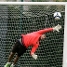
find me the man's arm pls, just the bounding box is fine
[31,44,39,60]
[36,24,62,34]
[37,28,53,34]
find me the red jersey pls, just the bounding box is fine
[21,28,53,55]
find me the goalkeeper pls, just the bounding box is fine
[4,24,62,67]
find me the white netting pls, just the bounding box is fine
[0,4,65,67]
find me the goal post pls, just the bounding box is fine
[0,2,66,67]
[63,2,67,67]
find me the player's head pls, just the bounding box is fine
[40,34,46,40]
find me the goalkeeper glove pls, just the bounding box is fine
[53,24,62,32]
[31,53,37,60]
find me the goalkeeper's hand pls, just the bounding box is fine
[31,53,37,60]
[53,24,62,32]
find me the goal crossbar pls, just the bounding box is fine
[0,2,66,5]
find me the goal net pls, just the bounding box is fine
[0,2,65,67]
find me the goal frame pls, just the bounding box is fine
[0,2,66,67]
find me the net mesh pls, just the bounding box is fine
[0,5,65,67]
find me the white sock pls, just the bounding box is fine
[7,62,11,64]
[11,64,15,67]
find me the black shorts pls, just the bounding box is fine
[12,39,27,57]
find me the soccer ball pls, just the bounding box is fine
[53,12,61,20]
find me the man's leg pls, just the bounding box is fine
[8,52,15,62]
[4,52,15,67]
[10,39,27,67]
[10,55,19,67]
[13,55,19,64]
